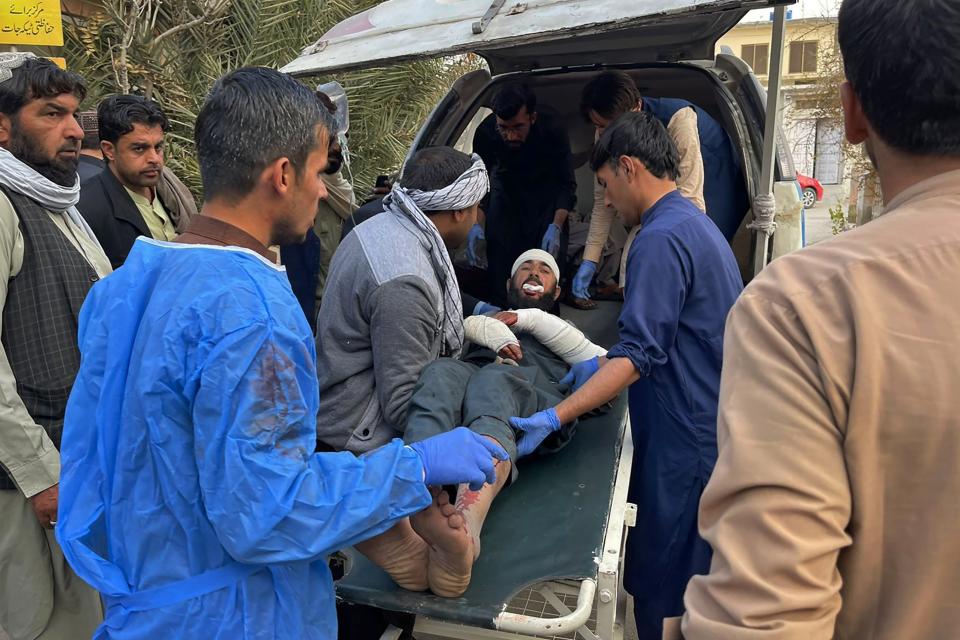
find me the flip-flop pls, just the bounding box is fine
[570,296,598,310]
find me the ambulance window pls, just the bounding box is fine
[454,107,492,154]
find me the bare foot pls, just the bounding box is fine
[456,450,512,562]
[412,490,475,597]
[456,488,485,561]
[355,518,429,591]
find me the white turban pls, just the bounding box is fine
[0,52,36,84]
[511,249,560,282]
[402,153,490,212]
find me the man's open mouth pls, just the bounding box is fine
[522,279,544,298]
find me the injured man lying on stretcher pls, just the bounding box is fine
[356,249,607,598]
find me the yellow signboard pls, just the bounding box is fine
[0,0,63,47]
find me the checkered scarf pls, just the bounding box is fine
[0,147,102,249]
[383,154,489,357]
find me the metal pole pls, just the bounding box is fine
[751,5,788,274]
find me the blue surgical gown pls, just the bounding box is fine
[605,191,743,637]
[56,238,431,639]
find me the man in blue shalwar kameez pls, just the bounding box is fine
[54,67,507,640]
[510,111,743,639]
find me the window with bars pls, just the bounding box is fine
[741,43,770,75]
[789,41,819,74]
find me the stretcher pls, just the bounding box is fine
[336,302,637,639]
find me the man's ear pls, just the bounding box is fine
[529,111,538,126]
[840,81,869,145]
[0,114,11,147]
[618,155,634,181]
[264,156,293,195]
[100,140,116,163]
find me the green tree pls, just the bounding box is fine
[65,0,479,199]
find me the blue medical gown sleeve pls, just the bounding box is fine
[193,320,431,564]
[606,231,688,376]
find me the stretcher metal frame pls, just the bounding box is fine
[376,414,636,640]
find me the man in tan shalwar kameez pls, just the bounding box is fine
[669,1,960,639]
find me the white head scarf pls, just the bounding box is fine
[511,249,560,282]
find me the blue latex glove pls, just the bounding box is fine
[473,301,501,316]
[559,356,600,392]
[408,427,509,490]
[466,224,485,268]
[509,408,562,458]
[572,260,598,300]
[541,223,562,258]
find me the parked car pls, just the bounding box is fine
[283,0,805,284]
[797,173,824,209]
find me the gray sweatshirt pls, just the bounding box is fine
[315,211,445,453]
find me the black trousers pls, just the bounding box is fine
[404,339,576,461]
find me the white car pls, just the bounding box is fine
[284,0,804,284]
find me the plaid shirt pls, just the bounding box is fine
[0,187,98,490]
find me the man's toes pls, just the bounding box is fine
[440,502,458,518]
[446,512,465,530]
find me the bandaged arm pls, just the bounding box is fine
[464,315,520,355]
[464,313,604,364]
[511,309,606,363]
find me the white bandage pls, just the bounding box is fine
[522,283,544,294]
[511,309,606,364]
[464,315,520,354]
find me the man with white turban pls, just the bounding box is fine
[398,248,608,597]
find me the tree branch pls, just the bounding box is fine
[153,0,230,45]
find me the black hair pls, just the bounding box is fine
[838,0,960,156]
[195,67,333,202]
[400,146,473,194]
[580,71,640,122]
[0,57,86,116]
[492,83,537,120]
[97,95,169,144]
[590,111,680,180]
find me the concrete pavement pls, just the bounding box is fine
[805,182,849,245]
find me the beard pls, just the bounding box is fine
[270,208,311,246]
[116,162,162,189]
[8,127,79,187]
[506,277,558,311]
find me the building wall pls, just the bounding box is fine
[718,17,846,184]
